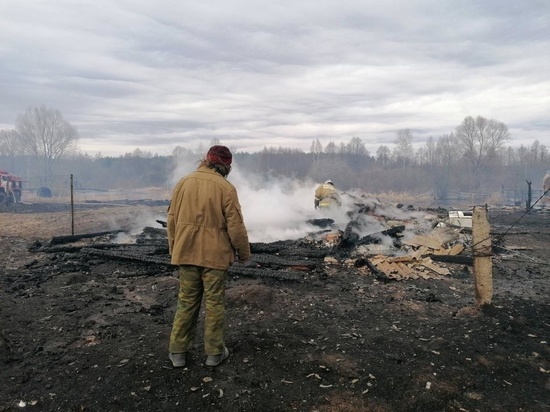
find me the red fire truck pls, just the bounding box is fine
[0,169,23,205]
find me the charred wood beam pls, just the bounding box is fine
[81,248,173,266]
[42,244,166,256]
[141,227,167,237]
[356,225,405,246]
[339,225,405,249]
[427,254,473,265]
[80,248,305,282]
[354,257,392,283]
[250,242,330,258]
[250,254,320,269]
[111,245,161,255]
[39,245,84,253]
[364,258,393,283]
[229,265,304,282]
[250,241,296,254]
[136,237,169,244]
[306,218,334,228]
[58,242,123,250]
[275,248,330,259]
[340,221,361,247]
[49,230,125,246]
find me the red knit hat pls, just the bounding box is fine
[206,145,232,166]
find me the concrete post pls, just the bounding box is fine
[472,206,493,305]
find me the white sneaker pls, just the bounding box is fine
[206,346,229,367]
[169,352,186,368]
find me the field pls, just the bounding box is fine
[1,197,549,412]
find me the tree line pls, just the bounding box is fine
[1,106,548,198]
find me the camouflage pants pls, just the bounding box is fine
[169,265,227,356]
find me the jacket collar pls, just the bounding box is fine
[197,164,224,177]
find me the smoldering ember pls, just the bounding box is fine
[0,192,549,412]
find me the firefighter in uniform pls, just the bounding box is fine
[314,180,342,209]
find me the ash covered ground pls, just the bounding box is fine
[0,198,549,412]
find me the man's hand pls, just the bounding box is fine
[242,260,258,268]
[235,259,257,268]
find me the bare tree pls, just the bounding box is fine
[346,137,365,155]
[393,129,414,167]
[324,141,337,155]
[309,138,323,154]
[126,147,153,158]
[423,136,437,166]
[344,137,370,172]
[433,134,455,199]
[310,138,323,170]
[15,106,78,176]
[0,129,23,155]
[455,116,510,189]
[0,129,23,172]
[376,145,390,166]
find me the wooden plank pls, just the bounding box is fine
[402,234,442,250]
[395,262,416,278]
[428,254,473,265]
[376,261,396,274]
[417,270,433,280]
[370,256,386,265]
[409,248,424,260]
[447,243,464,255]
[386,255,415,263]
[420,257,451,276]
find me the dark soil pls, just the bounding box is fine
[1,204,549,412]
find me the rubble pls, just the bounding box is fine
[31,201,472,283]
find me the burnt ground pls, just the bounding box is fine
[0,202,549,412]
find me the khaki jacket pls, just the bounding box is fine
[167,165,250,270]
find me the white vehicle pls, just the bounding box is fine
[448,210,472,228]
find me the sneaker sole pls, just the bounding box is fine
[206,347,229,366]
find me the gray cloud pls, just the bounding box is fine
[0,0,549,155]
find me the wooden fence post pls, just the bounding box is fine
[472,206,493,305]
[526,180,532,212]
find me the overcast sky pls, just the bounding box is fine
[1,0,549,156]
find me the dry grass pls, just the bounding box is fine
[21,187,171,203]
[371,191,433,206]
[1,205,167,239]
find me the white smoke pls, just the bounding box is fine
[168,154,433,244]
[229,166,334,242]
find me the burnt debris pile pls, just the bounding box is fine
[27,200,477,283]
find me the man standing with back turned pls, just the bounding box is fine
[167,145,250,368]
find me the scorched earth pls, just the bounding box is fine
[0,199,549,412]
